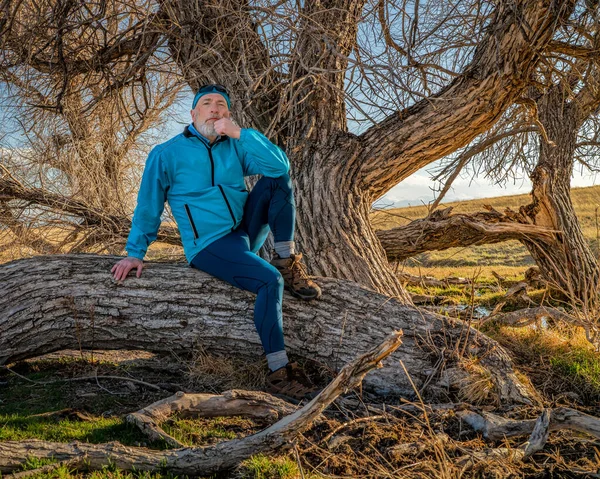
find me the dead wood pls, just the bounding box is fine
[398,271,478,288]
[377,207,557,262]
[0,331,403,475]
[489,283,536,316]
[482,306,600,345]
[127,390,296,448]
[0,254,535,405]
[457,407,600,442]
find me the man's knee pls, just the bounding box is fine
[266,268,284,291]
[271,173,293,194]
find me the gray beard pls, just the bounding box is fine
[197,122,217,138]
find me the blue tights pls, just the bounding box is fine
[190,174,295,355]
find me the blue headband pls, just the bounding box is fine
[192,84,231,109]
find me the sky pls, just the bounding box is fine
[380,164,600,208]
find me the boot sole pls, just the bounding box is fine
[285,286,322,301]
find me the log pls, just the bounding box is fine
[0,330,403,475]
[377,207,557,262]
[457,407,600,441]
[126,390,296,448]
[0,254,534,404]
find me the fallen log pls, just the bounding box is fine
[126,390,296,448]
[0,330,403,475]
[377,207,557,262]
[0,254,534,404]
[457,407,600,441]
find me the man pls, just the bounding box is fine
[111,84,321,401]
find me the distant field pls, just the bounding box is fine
[371,184,600,280]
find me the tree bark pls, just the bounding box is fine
[0,254,534,405]
[376,207,557,262]
[512,84,600,308]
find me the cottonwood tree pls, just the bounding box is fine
[0,0,578,297]
[377,2,600,315]
[0,0,182,257]
[0,0,580,406]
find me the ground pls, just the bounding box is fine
[1,333,599,478]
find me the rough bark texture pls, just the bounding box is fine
[0,254,533,405]
[376,207,558,262]
[156,0,575,299]
[458,407,600,441]
[510,85,600,307]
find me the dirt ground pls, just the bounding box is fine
[1,347,600,479]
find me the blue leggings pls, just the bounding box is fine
[190,174,295,355]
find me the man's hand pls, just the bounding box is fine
[111,257,144,281]
[213,117,241,139]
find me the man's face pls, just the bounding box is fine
[191,93,230,129]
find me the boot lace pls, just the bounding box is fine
[290,255,310,282]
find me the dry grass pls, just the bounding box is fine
[186,347,269,393]
[483,322,600,402]
[372,184,600,281]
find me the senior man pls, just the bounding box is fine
[111,84,320,401]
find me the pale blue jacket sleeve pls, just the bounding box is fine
[125,149,169,260]
[238,128,290,177]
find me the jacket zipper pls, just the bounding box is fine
[208,148,215,186]
[218,185,236,229]
[196,138,234,230]
[184,204,199,240]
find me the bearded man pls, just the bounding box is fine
[111,84,321,401]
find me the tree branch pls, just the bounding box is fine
[376,207,557,262]
[358,0,575,200]
[161,0,280,133]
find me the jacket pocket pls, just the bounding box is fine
[217,185,236,229]
[184,204,199,240]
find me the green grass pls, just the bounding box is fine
[0,414,148,445]
[161,416,258,446]
[482,323,600,401]
[238,454,300,479]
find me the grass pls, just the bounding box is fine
[482,322,600,401]
[237,455,300,479]
[372,184,600,280]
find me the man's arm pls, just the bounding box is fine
[112,149,169,281]
[214,117,289,177]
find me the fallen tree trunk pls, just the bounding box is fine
[377,207,557,262]
[0,254,533,404]
[0,331,402,475]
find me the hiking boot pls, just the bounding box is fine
[270,252,322,300]
[265,362,319,403]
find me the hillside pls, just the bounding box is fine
[371,184,600,279]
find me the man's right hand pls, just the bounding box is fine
[111,257,144,281]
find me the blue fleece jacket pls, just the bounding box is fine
[125,125,290,262]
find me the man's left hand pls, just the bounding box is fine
[214,118,241,139]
